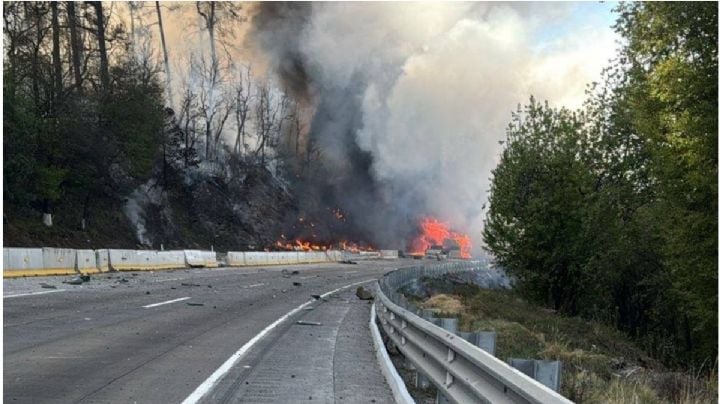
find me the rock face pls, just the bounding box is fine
[130,164,297,251]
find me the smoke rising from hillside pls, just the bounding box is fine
[249,2,617,251]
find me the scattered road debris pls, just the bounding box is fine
[39,283,57,289]
[355,286,374,300]
[63,277,84,285]
[186,302,205,306]
[181,282,201,287]
[293,282,302,286]
[340,260,357,264]
[296,320,322,326]
[311,294,321,300]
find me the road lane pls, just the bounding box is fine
[4,259,411,403]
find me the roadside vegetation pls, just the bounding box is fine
[406,277,717,403]
[483,1,717,376]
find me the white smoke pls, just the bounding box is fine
[264,2,618,248]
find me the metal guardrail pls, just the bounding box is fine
[375,262,573,404]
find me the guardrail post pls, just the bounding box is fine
[459,331,497,356]
[415,371,431,390]
[436,391,451,404]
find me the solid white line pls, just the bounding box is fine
[4,289,66,299]
[246,283,265,288]
[181,278,374,404]
[142,296,191,308]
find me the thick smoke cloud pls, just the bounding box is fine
[249,2,617,251]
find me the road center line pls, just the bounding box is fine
[181,278,375,404]
[142,296,191,308]
[4,289,66,299]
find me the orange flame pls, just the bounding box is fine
[409,217,472,259]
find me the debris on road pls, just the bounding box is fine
[355,286,374,300]
[186,302,205,306]
[281,269,291,278]
[40,283,57,289]
[181,282,201,287]
[63,277,84,285]
[80,275,91,282]
[311,294,321,300]
[340,260,357,264]
[293,282,302,286]
[291,270,300,275]
[296,320,322,326]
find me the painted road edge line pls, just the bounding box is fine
[370,300,415,404]
[142,297,191,308]
[181,278,374,404]
[4,289,66,299]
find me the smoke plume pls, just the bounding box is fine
[248,2,617,252]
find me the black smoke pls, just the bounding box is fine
[249,2,419,249]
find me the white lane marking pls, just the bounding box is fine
[298,276,315,279]
[246,283,265,288]
[4,289,66,299]
[142,297,191,308]
[346,271,358,274]
[182,278,374,404]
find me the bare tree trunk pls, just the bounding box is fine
[92,1,109,93]
[51,2,62,104]
[155,1,174,109]
[67,1,83,93]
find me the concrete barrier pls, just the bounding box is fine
[108,249,185,271]
[158,251,186,268]
[95,249,110,272]
[183,250,218,268]
[226,251,245,266]
[380,250,399,259]
[4,246,356,277]
[243,251,269,266]
[42,248,78,275]
[3,248,46,277]
[76,249,99,274]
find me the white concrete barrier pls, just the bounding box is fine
[42,247,78,275]
[158,251,186,268]
[243,251,269,266]
[226,251,245,266]
[76,249,98,273]
[95,249,110,272]
[108,249,185,271]
[183,250,218,268]
[3,248,46,277]
[380,250,399,259]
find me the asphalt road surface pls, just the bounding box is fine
[4,259,415,403]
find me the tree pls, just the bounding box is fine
[66,1,83,92]
[614,2,718,365]
[155,1,173,109]
[91,1,109,93]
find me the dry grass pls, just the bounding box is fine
[421,294,464,315]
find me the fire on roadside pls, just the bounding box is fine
[408,217,472,259]
[273,235,376,253]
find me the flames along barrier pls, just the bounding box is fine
[2,247,395,277]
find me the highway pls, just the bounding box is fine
[4,259,412,403]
